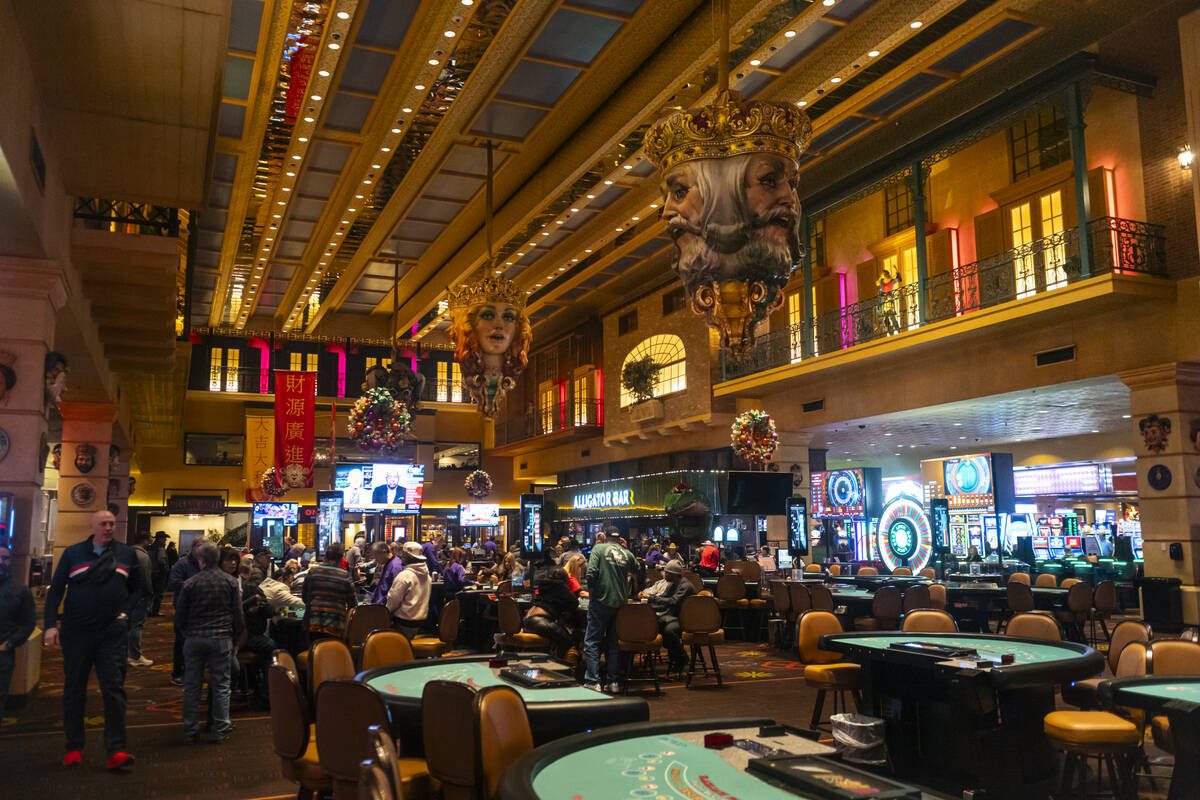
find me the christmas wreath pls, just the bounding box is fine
[348,387,412,451]
[464,469,493,499]
[664,481,711,516]
[731,409,778,464]
[260,467,287,498]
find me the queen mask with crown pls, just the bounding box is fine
[644,90,812,357]
[448,274,532,417]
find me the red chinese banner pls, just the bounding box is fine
[274,371,316,489]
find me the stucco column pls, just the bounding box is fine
[0,258,68,585]
[771,429,813,550]
[107,447,131,536]
[1179,10,1200,258]
[1118,362,1200,623]
[54,402,117,562]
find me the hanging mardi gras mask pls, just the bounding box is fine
[644,89,812,357]
[447,275,532,417]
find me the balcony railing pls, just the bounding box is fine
[493,394,603,447]
[199,366,473,405]
[719,217,1166,381]
[74,197,181,237]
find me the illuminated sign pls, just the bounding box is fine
[572,489,634,510]
[1012,464,1111,496]
[943,454,994,510]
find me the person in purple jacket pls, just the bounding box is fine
[368,542,404,606]
[421,536,443,576]
[645,543,666,567]
[441,547,474,596]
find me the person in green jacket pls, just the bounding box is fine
[582,529,637,692]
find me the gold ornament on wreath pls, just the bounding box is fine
[464,469,493,499]
[731,410,778,465]
[260,467,288,499]
[348,387,412,452]
[448,275,531,418]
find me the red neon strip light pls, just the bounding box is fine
[1105,169,1120,272]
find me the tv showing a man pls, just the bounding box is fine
[371,470,407,505]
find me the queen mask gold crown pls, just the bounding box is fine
[447,274,526,313]
[644,89,812,170]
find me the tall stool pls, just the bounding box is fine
[680,595,725,688]
[1043,710,1139,799]
[797,610,861,730]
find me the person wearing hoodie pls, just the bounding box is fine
[386,541,430,640]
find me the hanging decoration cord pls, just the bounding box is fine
[391,256,400,364]
[485,140,495,268]
[717,0,730,93]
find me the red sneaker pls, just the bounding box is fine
[62,750,83,767]
[107,752,135,770]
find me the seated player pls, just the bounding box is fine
[647,561,696,673]
[521,567,580,660]
[695,540,720,577]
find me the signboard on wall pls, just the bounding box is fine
[165,495,226,515]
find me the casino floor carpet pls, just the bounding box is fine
[0,601,1173,799]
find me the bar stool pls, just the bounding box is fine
[680,595,725,688]
[798,610,861,730]
[715,574,749,640]
[1043,710,1139,799]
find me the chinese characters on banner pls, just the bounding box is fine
[244,415,274,501]
[274,371,316,489]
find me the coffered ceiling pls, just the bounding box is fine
[182,0,1170,347]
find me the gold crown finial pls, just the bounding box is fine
[447,274,526,313]
[643,89,812,172]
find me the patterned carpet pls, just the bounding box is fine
[0,600,1174,799]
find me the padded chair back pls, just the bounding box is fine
[362,630,415,671]
[928,583,947,610]
[315,680,389,782]
[1006,612,1061,641]
[715,575,746,602]
[439,598,461,644]
[1034,573,1058,587]
[857,566,879,576]
[804,563,823,573]
[797,610,845,664]
[366,725,403,800]
[1092,581,1117,614]
[358,761,396,800]
[892,567,913,576]
[771,582,791,616]
[1148,639,1200,675]
[477,685,534,799]
[902,609,958,633]
[1114,640,1148,678]
[808,584,835,612]
[268,664,311,761]
[311,638,356,691]
[918,568,936,579]
[273,649,298,676]
[679,595,722,635]
[1107,620,1151,673]
[1061,578,1081,588]
[828,564,842,576]
[1009,572,1031,586]
[496,580,512,595]
[422,679,479,799]
[902,584,931,613]
[788,582,811,616]
[346,604,392,648]
[872,586,902,627]
[683,571,704,592]
[497,595,523,636]
[1066,581,1092,614]
[739,561,762,582]
[645,568,662,585]
[616,602,660,644]
[1006,580,1035,613]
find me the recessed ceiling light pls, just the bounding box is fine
[415,84,426,90]
[584,249,592,253]
[615,227,623,232]
[428,59,439,65]
[830,77,841,84]
[541,231,550,236]
[953,422,962,426]
[586,194,595,199]
[868,50,880,58]
[910,20,922,28]
[341,220,350,225]
[784,30,796,38]
[311,94,322,101]
[623,164,633,170]
[281,187,291,192]
[631,216,640,221]
[1091,429,1100,434]
[959,436,966,440]
[505,261,513,266]
[380,147,390,153]
[371,163,382,169]
[649,203,658,208]
[277,201,286,205]
[570,208,579,212]
[517,252,524,256]
[391,127,402,133]
[402,107,412,113]
[444,30,456,37]
[328,42,341,50]
[559,267,566,271]
[555,220,564,224]
[749,59,761,66]
[286,171,296,177]
[292,155,302,160]
[298,136,309,142]
[797,100,807,107]
[461,0,473,5]
[273,214,281,219]
[355,194,364,199]
[336,10,350,19]
[348,208,356,212]
[363,179,372,184]
[950,446,957,450]
[1122,414,1131,419]
[604,180,613,185]
[318,70,330,77]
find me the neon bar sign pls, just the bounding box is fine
[572,489,634,510]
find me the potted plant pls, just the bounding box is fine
[622,356,664,421]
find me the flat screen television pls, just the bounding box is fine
[726,471,793,515]
[333,463,424,511]
[786,496,808,555]
[459,503,500,526]
[253,502,298,526]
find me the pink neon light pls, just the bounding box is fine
[336,350,346,397]
[259,346,270,394]
[559,380,567,430]
[1105,169,1121,273]
[838,273,849,348]
[595,369,604,427]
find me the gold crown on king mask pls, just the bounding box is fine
[643,89,813,171]
[447,274,526,313]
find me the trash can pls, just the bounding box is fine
[831,713,887,766]
[1140,576,1183,634]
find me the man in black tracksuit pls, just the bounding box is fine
[44,510,142,770]
[166,538,201,685]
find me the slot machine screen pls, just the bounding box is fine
[786,496,809,556]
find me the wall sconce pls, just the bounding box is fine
[1179,144,1193,170]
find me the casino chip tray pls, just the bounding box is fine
[748,755,922,799]
[887,641,978,659]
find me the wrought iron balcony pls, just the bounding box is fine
[493,394,604,447]
[73,197,181,237]
[195,365,473,406]
[719,216,1167,382]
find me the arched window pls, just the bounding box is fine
[619,335,687,407]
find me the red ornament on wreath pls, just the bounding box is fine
[731,410,778,464]
[464,469,493,499]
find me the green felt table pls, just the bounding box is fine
[365,660,603,704]
[829,633,1081,667]
[1101,676,1200,800]
[532,733,801,800]
[1121,682,1200,704]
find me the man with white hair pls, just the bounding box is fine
[44,510,142,770]
[372,469,407,505]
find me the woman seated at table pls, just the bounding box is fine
[521,567,580,660]
[442,547,475,596]
[477,551,523,585]
[645,543,665,567]
[966,545,983,563]
[564,553,588,597]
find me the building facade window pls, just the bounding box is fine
[435,361,463,402]
[1008,105,1070,182]
[540,384,557,433]
[618,310,638,335]
[1010,188,1067,298]
[662,288,686,316]
[619,334,686,407]
[884,180,913,236]
[808,217,825,269]
[224,348,240,392]
[788,290,803,363]
[209,348,224,391]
